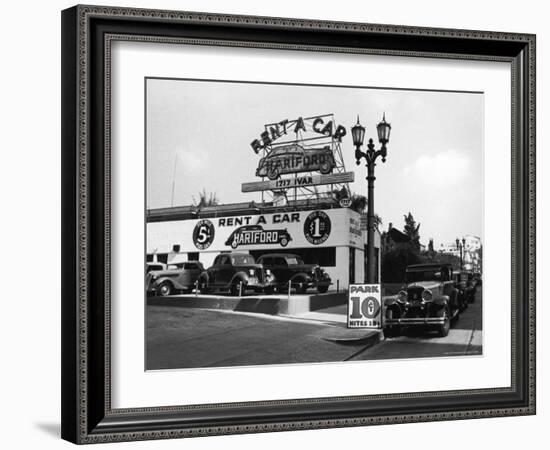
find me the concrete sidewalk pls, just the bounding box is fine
[288,303,348,324]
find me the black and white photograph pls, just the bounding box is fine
[145,78,484,370]
[0,0,543,446]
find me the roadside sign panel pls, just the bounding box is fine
[241,172,354,193]
[348,284,382,329]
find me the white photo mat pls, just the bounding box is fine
[111,41,511,409]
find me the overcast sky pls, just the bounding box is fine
[146,78,483,247]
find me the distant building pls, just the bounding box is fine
[437,235,482,271]
[438,242,460,256]
[381,223,411,252]
[463,235,482,271]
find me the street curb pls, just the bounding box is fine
[321,329,384,347]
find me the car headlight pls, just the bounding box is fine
[249,269,255,277]
[266,269,271,275]
[397,290,408,303]
[421,290,433,301]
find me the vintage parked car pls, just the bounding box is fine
[197,253,276,296]
[452,272,470,312]
[256,253,331,294]
[146,261,205,296]
[383,263,461,338]
[255,144,335,180]
[473,271,482,287]
[146,261,166,273]
[460,270,478,303]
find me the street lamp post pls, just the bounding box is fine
[456,237,466,270]
[352,114,391,284]
[455,238,462,270]
[462,237,466,269]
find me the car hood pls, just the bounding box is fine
[148,269,179,277]
[405,281,440,291]
[287,264,318,271]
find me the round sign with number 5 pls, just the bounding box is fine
[193,219,215,250]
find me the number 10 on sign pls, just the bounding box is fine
[348,284,382,329]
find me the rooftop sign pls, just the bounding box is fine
[241,172,355,193]
[250,114,347,154]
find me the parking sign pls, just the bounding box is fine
[348,284,382,329]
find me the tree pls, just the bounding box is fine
[193,189,219,207]
[428,251,461,268]
[331,186,348,203]
[381,244,422,283]
[331,188,382,229]
[403,212,421,251]
[421,238,436,262]
[350,194,367,214]
[477,244,483,272]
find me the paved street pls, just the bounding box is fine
[146,289,482,370]
[146,306,377,370]
[348,289,483,361]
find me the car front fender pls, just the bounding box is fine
[432,295,450,308]
[383,296,403,311]
[152,277,176,289]
[290,272,312,283]
[383,296,400,307]
[231,272,251,285]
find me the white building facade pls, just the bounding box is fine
[437,234,482,271]
[147,205,380,290]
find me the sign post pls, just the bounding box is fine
[347,284,382,329]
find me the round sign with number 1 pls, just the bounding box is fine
[303,210,331,245]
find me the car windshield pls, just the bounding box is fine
[406,270,442,283]
[286,256,304,265]
[231,254,256,265]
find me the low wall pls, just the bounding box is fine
[148,291,348,316]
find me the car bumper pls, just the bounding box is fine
[385,317,446,326]
[243,278,276,291]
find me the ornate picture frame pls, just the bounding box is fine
[61,5,535,444]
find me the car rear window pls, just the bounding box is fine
[231,254,256,265]
[285,257,302,265]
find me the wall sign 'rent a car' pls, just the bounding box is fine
[147,208,360,255]
[224,225,292,249]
